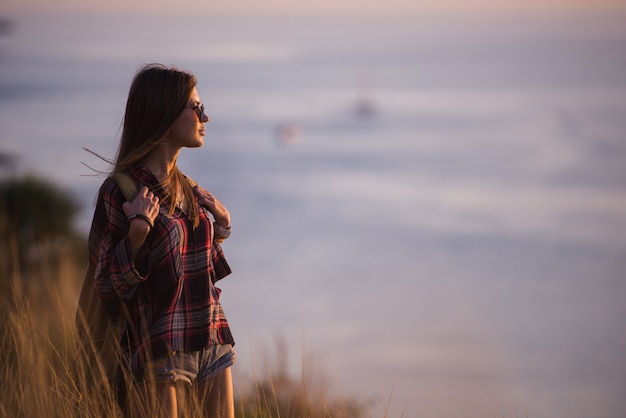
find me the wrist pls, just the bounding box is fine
[127,213,154,228]
[128,220,150,241]
[127,214,153,240]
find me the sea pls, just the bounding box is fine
[1,10,625,418]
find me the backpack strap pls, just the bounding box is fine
[111,172,196,202]
[185,176,197,188]
[111,172,138,202]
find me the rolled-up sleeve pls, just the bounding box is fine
[110,235,148,299]
[211,240,231,283]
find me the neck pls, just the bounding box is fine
[143,144,180,181]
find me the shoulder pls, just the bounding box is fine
[99,168,144,200]
[182,173,198,188]
[90,177,127,236]
[97,175,129,209]
[99,176,123,197]
[186,177,198,188]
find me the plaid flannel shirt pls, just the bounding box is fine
[89,166,234,372]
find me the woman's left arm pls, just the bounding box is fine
[195,186,230,228]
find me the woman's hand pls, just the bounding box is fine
[122,186,160,257]
[195,186,230,228]
[123,186,160,222]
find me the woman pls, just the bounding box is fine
[88,64,235,418]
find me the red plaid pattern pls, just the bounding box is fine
[89,166,234,372]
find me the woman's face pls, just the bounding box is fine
[164,87,209,149]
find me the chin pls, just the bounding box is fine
[184,142,203,149]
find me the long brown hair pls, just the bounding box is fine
[113,63,200,227]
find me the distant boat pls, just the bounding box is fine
[354,72,376,118]
[355,96,376,118]
[0,17,13,36]
[275,121,302,147]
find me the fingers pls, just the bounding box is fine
[139,186,159,203]
[123,186,160,221]
[198,190,214,204]
[145,192,160,219]
[196,188,230,225]
[138,186,159,206]
[199,195,215,210]
[195,186,217,205]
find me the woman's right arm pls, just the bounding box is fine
[91,180,158,300]
[122,186,160,259]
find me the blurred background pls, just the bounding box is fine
[1,1,625,417]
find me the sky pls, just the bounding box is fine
[3,0,626,15]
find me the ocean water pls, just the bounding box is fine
[1,11,626,418]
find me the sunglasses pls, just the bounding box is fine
[186,103,205,121]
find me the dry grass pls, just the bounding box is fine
[235,337,373,418]
[0,256,114,417]
[0,253,372,418]
[0,174,374,417]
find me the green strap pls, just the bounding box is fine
[111,172,197,202]
[111,172,138,202]
[186,176,197,188]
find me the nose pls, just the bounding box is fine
[203,113,210,123]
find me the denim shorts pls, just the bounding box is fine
[148,344,236,385]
